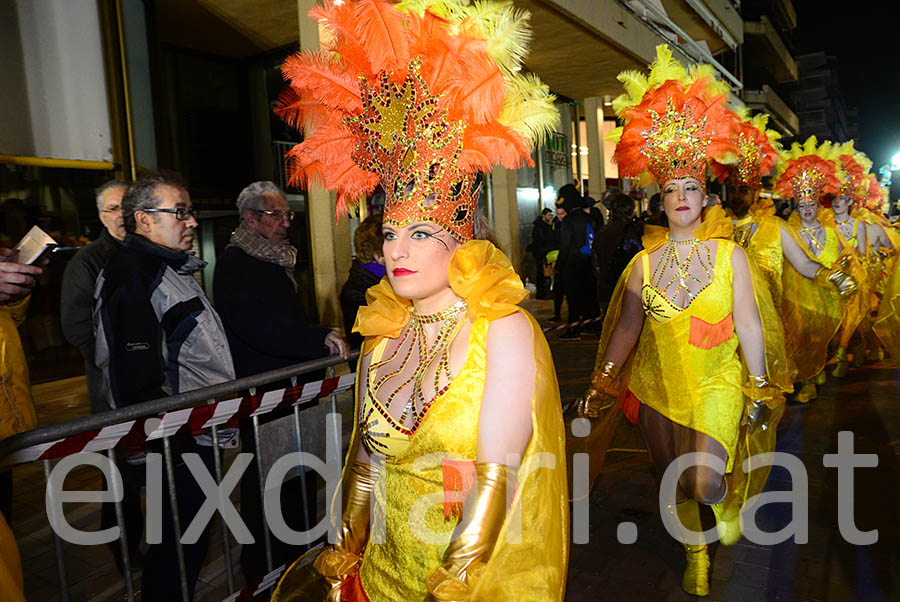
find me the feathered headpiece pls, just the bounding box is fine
[834,141,872,203]
[710,106,780,188]
[863,173,887,212]
[607,45,738,189]
[276,0,558,241]
[773,136,841,203]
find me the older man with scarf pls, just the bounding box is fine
[213,180,348,583]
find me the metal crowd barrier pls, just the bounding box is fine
[0,351,360,602]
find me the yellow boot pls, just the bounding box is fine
[711,481,741,546]
[795,381,816,403]
[673,500,710,596]
[814,369,827,386]
[831,347,849,377]
[682,543,710,597]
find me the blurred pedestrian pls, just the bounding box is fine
[340,213,385,365]
[556,184,598,339]
[592,192,644,310]
[530,208,555,299]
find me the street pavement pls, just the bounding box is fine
[525,296,900,602]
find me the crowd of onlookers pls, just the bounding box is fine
[529,183,661,340]
[0,174,385,600]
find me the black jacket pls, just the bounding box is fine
[530,217,555,259]
[339,261,383,354]
[557,210,592,272]
[213,246,330,380]
[60,229,122,414]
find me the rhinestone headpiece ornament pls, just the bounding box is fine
[773,136,841,203]
[608,45,738,190]
[711,108,780,189]
[275,0,558,242]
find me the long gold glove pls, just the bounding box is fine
[814,257,858,297]
[425,463,512,601]
[313,460,379,601]
[577,361,620,418]
[739,375,781,434]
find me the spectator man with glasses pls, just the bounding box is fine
[213,180,349,583]
[94,174,234,600]
[61,180,129,415]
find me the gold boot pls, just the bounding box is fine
[682,543,710,596]
[831,347,849,377]
[814,369,827,386]
[795,381,816,403]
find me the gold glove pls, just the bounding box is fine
[313,460,379,600]
[577,361,620,418]
[425,463,512,602]
[876,247,896,261]
[739,375,779,433]
[814,261,858,297]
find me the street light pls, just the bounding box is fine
[891,150,900,171]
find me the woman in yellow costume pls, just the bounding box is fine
[270,1,568,601]
[775,137,860,399]
[709,109,853,311]
[857,173,900,362]
[822,142,872,375]
[578,46,792,597]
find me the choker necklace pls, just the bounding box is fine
[367,299,468,434]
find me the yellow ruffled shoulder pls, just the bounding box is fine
[353,240,527,351]
[449,240,528,321]
[353,278,411,351]
[749,197,776,219]
[641,204,735,252]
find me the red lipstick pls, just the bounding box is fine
[675,206,689,212]
[392,268,416,277]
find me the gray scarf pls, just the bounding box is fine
[228,221,299,290]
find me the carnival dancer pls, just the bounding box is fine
[710,109,851,311]
[852,173,899,361]
[578,46,792,597]
[270,2,568,601]
[775,137,860,400]
[815,142,871,376]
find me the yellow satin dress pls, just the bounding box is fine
[273,241,569,602]
[632,241,743,469]
[781,216,845,381]
[590,206,792,505]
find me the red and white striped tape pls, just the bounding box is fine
[5,373,356,467]
[541,315,604,333]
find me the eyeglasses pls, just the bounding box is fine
[141,207,199,221]
[255,209,295,221]
[100,205,122,214]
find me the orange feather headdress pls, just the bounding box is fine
[607,45,738,190]
[773,136,841,203]
[863,173,887,212]
[834,141,872,204]
[275,0,558,241]
[710,107,780,189]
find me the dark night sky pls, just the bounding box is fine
[792,2,900,170]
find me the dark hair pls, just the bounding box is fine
[122,174,187,233]
[473,208,501,250]
[649,192,662,212]
[354,213,383,263]
[608,193,635,220]
[541,208,553,216]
